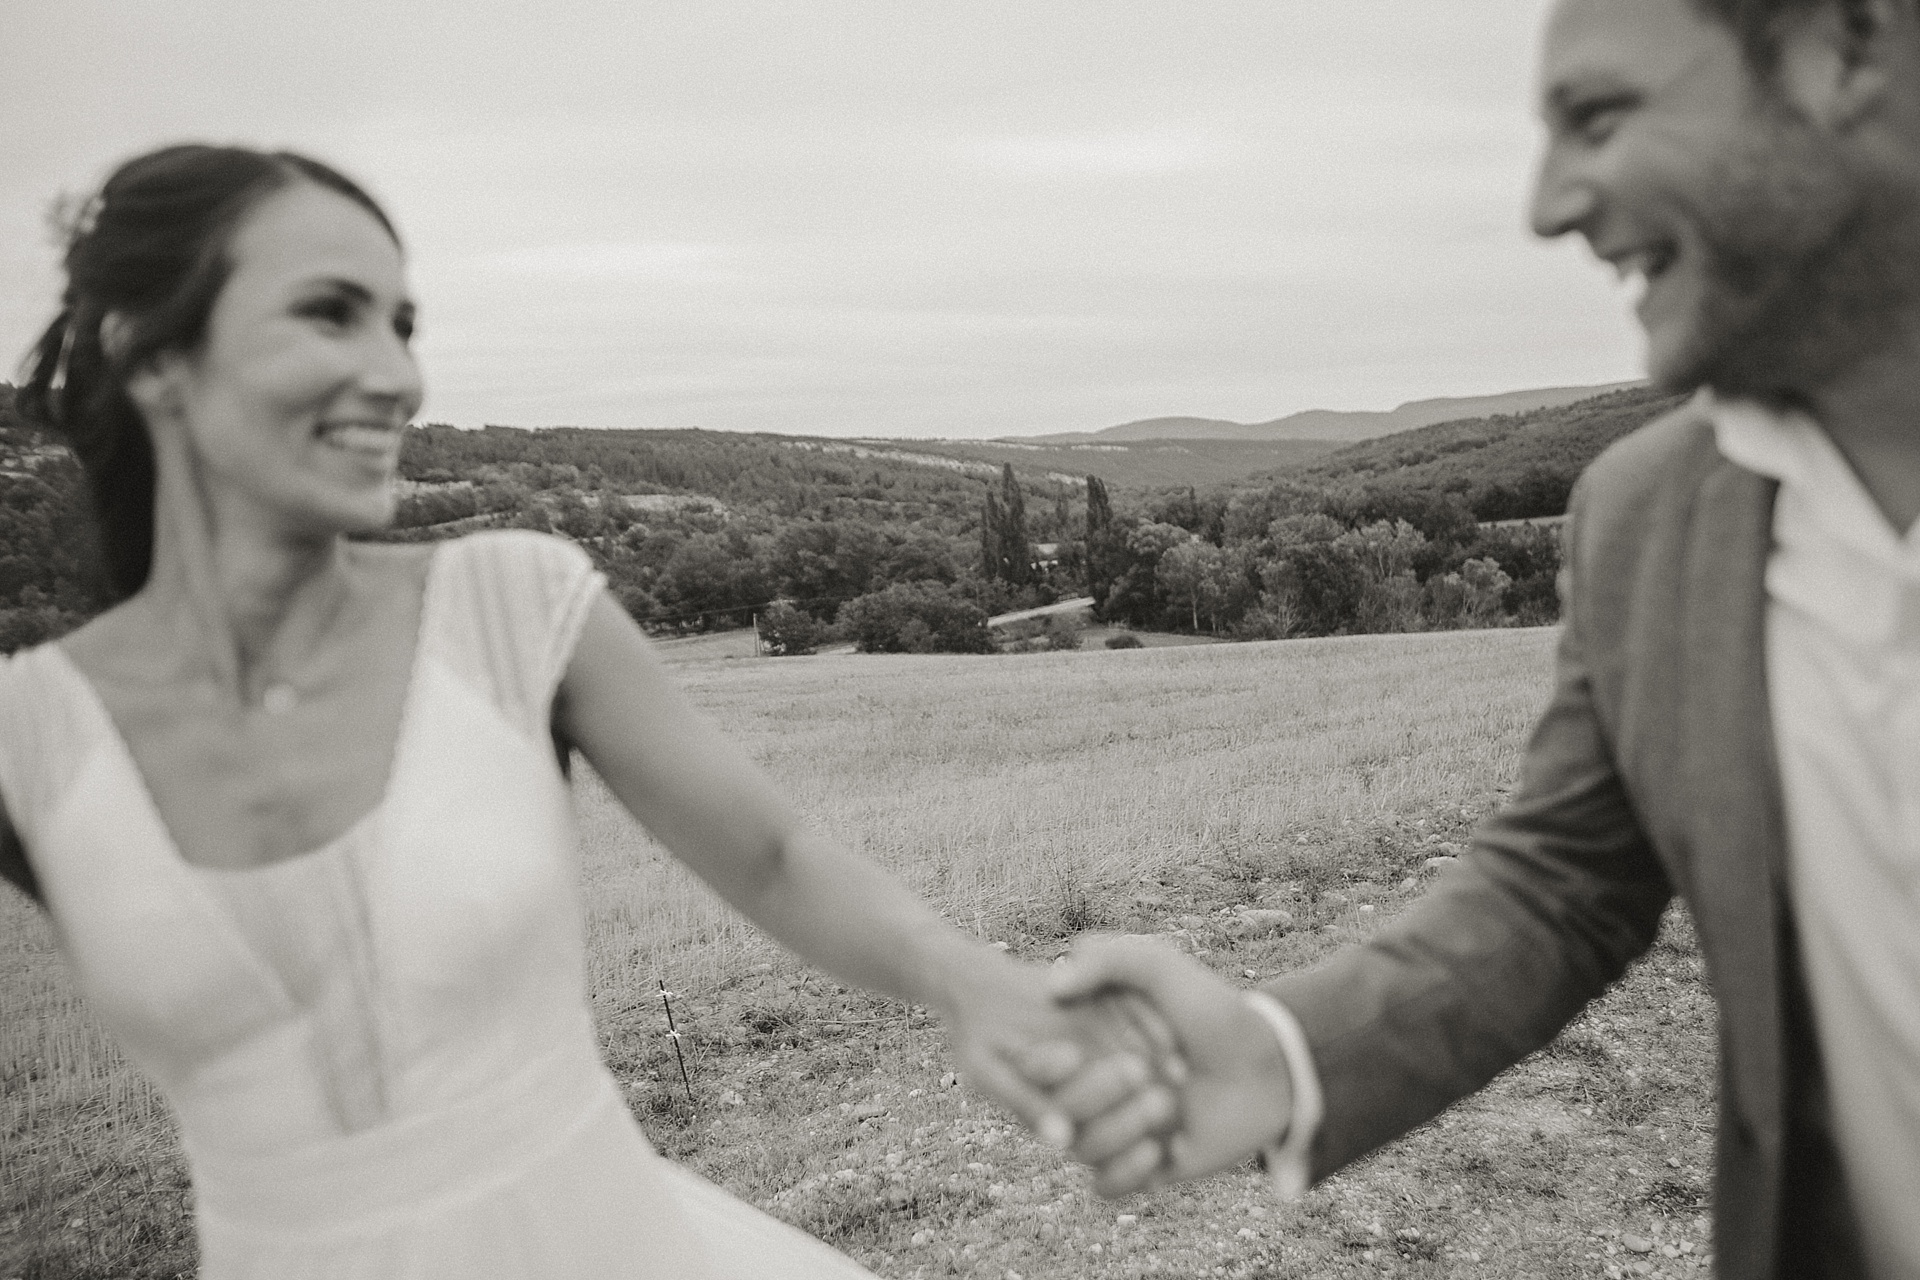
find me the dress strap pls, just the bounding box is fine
[424,531,606,747]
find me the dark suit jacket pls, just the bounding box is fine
[1268,403,1865,1279]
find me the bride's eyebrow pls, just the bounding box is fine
[295,276,376,304]
[293,276,417,317]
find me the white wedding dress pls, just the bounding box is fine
[0,531,879,1279]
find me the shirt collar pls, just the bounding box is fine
[1704,389,1920,564]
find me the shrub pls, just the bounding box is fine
[1354,570,1425,634]
[1044,615,1084,651]
[392,483,478,529]
[1233,599,1298,641]
[839,581,993,654]
[1105,632,1144,650]
[1264,541,1368,637]
[1466,523,1564,625]
[1423,557,1513,628]
[758,600,821,656]
[998,612,1088,653]
[609,581,662,624]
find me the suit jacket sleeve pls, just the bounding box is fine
[1264,480,1673,1181]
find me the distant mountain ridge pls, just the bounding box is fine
[1024,382,1643,445]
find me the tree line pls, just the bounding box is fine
[1082,474,1562,640]
[0,386,1684,655]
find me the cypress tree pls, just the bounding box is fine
[1086,474,1112,535]
[981,488,1004,579]
[998,464,1032,585]
[1085,474,1114,607]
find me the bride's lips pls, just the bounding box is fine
[315,419,406,469]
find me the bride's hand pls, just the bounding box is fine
[938,956,1183,1150]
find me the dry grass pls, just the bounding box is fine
[4,628,1717,1278]
[580,629,1553,997]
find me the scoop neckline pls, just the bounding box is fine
[46,540,448,876]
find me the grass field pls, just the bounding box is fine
[2,629,1715,1279]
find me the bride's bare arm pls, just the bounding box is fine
[555,591,1131,1132]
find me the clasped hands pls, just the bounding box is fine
[946,935,1295,1198]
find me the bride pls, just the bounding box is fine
[0,143,1165,1278]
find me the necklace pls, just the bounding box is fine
[249,557,359,717]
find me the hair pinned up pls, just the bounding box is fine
[16,144,398,598]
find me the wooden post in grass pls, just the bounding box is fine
[658,978,695,1105]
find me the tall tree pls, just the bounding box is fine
[981,488,1004,579]
[1085,474,1112,535]
[981,464,1032,585]
[998,464,1032,585]
[1085,474,1115,608]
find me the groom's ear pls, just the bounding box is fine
[1770,0,1913,133]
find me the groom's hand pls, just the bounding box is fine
[940,956,1178,1150]
[1049,935,1294,1197]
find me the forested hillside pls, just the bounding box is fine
[0,398,1091,652]
[0,382,1686,655]
[388,424,1088,636]
[1281,383,1687,522]
[1064,384,1687,643]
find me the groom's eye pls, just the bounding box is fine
[1564,94,1637,146]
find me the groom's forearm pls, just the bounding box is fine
[1265,837,1666,1179]
[1266,573,1669,1181]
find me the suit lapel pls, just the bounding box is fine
[1679,457,1787,1138]
[1682,460,1787,882]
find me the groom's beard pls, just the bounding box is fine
[1658,108,1917,402]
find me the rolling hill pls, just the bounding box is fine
[1274,383,1689,521]
[1030,381,1642,445]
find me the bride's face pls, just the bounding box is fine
[138,181,424,537]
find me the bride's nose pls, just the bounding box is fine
[354,321,424,414]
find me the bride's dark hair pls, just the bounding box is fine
[16,144,400,599]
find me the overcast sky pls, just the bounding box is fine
[3,1,1642,439]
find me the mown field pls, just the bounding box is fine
[2,629,1714,1279]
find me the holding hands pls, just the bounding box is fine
[994,936,1299,1197]
[934,952,1188,1154]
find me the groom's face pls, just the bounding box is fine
[1530,0,1872,398]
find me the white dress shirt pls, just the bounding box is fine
[1257,397,1920,1279]
[1711,394,1920,1279]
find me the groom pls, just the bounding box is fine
[1036,1,1920,1276]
